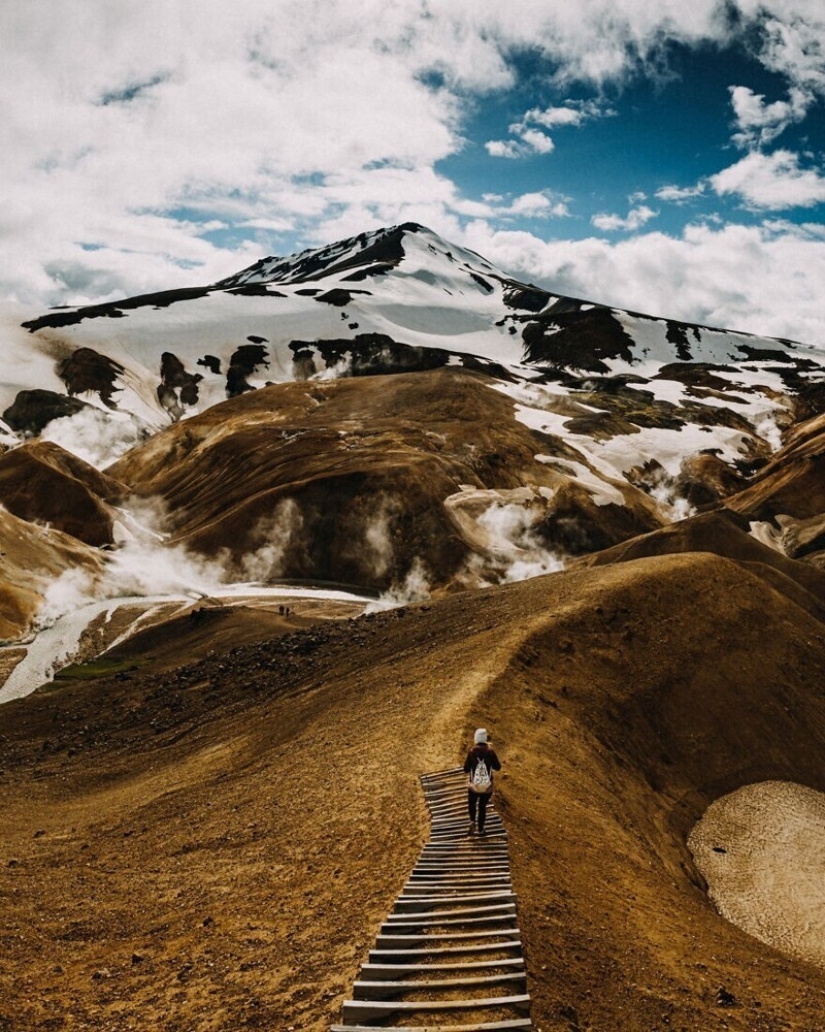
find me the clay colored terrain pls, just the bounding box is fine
[3,544,825,1030]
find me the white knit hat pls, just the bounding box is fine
[474,728,488,744]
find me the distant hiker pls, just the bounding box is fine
[464,728,501,836]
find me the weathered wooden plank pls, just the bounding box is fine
[353,971,527,1000]
[382,914,518,934]
[384,902,516,923]
[333,1021,531,1031]
[369,940,523,960]
[394,892,516,913]
[341,993,531,1022]
[359,958,526,980]
[334,1023,530,1032]
[375,929,519,948]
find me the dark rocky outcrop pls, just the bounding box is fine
[21,287,212,332]
[2,389,90,435]
[57,348,125,408]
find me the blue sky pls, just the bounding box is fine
[2,1,825,343]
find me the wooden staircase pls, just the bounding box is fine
[331,766,532,1031]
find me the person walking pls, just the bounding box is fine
[464,727,501,836]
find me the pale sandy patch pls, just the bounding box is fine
[689,780,825,967]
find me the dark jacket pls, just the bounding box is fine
[464,743,501,793]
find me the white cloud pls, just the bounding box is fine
[710,150,825,210]
[729,85,811,148]
[506,192,570,219]
[1,0,824,310]
[459,219,825,345]
[592,205,658,232]
[487,97,614,161]
[486,126,554,160]
[518,128,556,155]
[656,183,707,203]
[485,139,526,159]
[750,7,825,94]
[525,99,609,128]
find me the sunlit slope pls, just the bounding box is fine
[0,508,104,641]
[105,367,665,590]
[2,552,825,1028]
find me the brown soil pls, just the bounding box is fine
[3,553,825,1031]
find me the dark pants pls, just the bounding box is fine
[468,790,490,831]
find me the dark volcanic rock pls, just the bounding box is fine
[225,284,287,297]
[58,348,126,408]
[3,389,90,435]
[499,279,552,312]
[21,287,212,332]
[197,355,222,375]
[158,352,203,418]
[289,334,449,378]
[226,344,269,398]
[665,321,699,361]
[522,307,636,373]
[314,288,371,307]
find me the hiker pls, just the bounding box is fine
[464,728,501,836]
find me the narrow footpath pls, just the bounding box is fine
[331,766,532,1031]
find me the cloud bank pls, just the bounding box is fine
[1,1,824,342]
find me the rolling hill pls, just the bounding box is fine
[2,223,825,1029]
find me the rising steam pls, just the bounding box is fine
[366,557,432,613]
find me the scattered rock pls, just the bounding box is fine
[717,986,737,1007]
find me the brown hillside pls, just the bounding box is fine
[2,552,825,1030]
[0,508,104,641]
[579,509,825,621]
[725,411,825,522]
[0,440,125,546]
[105,367,664,589]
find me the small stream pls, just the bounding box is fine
[0,584,371,705]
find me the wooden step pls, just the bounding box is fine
[341,993,531,1023]
[383,914,518,934]
[413,860,511,869]
[422,842,508,851]
[409,868,510,876]
[402,886,513,896]
[403,878,512,890]
[375,929,518,948]
[334,1022,530,1032]
[369,941,522,961]
[334,1021,530,1031]
[352,971,527,1000]
[394,892,516,913]
[360,958,526,980]
[385,903,517,924]
[410,868,511,876]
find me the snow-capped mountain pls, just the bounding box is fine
[3,222,823,479]
[2,222,825,687]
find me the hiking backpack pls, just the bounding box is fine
[470,756,492,793]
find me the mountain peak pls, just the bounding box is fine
[213,222,476,289]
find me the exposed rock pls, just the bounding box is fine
[21,286,212,332]
[226,344,269,397]
[2,389,90,435]
[58,347,125,408]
